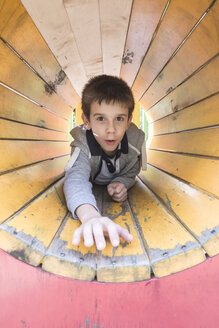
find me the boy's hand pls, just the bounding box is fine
[107,182,127,202]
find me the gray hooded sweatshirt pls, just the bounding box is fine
[64,123,146,218]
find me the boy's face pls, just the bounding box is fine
[83,101,132,156]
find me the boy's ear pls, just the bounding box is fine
[127,114,133,127]
[82,113,91,130]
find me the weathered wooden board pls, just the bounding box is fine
[0,0,80,108]
[120,0,167,86]
[147,149,219,197]
[42,213,97,281]
[141,0,219,108]
[0,40,72,119]
[149,127,219,157]
[0,156,69,224]
[0,119,69,141]
[128,179,206,278]
[0,84,69,132]
[0,181,67,266]
[139,165,219,257]
[151,94,219,136]
[96,186,150,283]
[21,0,87,96]
[99,0,133,76]
[132,0,212,100]
[64,0,103,78]
[144,55,219,122]
[0,140,70,173]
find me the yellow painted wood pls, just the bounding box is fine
[151,94,219,136]
[139,165,219,256]
[132,102,140,128]
[0,230,43,266]
[143,55,219,121]
[132,0,211,100]
[75,102,83,126]
[0,40,72,119]
[0,156,69,224]
[141,1,219,109]
[21,0,87,96]
[149,127,219,157]
[97,188,150,282]
[128,180,206,278]
[0,0,80,108]
[0,85,69,132]
[99,0,133,76]
[120,0,167,87]
[0,140,70,172]
[0,119,69,141]
[0,182,67,265]
[147,149,219,197]
[64,0,103,78]
[42,213,96,281]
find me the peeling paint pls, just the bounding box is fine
[122,49,134,64]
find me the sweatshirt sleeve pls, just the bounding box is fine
[63,148,99,219]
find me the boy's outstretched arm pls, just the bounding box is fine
[73,204,133,251]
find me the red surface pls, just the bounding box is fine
[0,249,219,328]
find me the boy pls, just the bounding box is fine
[64,75,146,251]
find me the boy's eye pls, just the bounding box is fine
[116,116,124,121]
[97,116,104,121]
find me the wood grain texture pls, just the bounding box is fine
[0,156,69,224]
[64,0,103,78]
[141,0,219,108]
[0,181,67,266]
[0,0,80,108]
[151,94,219,135]
[0,84,69,132]
[147,149,219,197]
[139,165,219,256]
[0,140,70,172]
[128,179,206,278]
[21,0,87,96]
[132,0,212,100]
[120,0,167,86]
[149,127,219,157]
[144,55,219,122]
[0,40,72,119]
[99,0,133,76]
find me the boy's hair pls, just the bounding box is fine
[81,75,135,119]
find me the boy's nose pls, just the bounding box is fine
[106,121,116,133]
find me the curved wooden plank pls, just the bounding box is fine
[128,179,206,278]
[0,119,69,141]
[147,149,219,197]
[64,0,103,78]
[0,40,72,119]
[151,94,219,135]
[132,0,212,100]
[120,0,167,86]
[149,127,219,157]
[0,0,80,108]
[42,213,96,281]
[0,180,67,266]
[144,55,219,122]
[0,140,70,172]
[21,0,87,96]
[96,186,150,283]
[139,165,219,256]
[0,156,69,224]
[141,0,219,108]
[99,0,133,76]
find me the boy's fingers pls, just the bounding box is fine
[117,225,133,242]
[72,226,83,245]
[107,223,120,247]
[83,223,94,247]
[93,222,106,250]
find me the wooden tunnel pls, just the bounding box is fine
[0,0,219,287]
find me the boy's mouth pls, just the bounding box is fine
[105,140,116,145]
